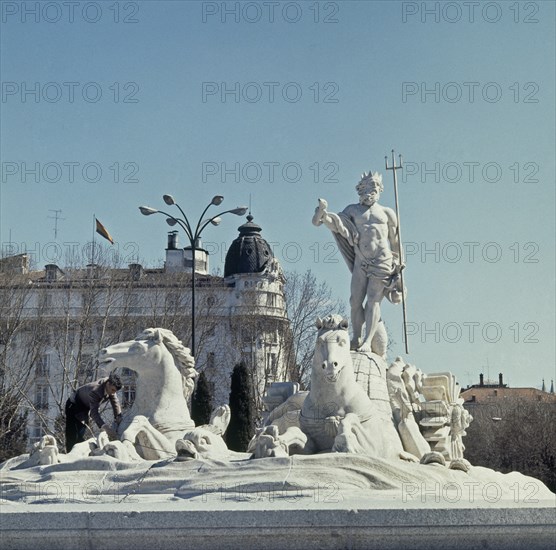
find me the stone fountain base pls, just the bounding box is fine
[1,453,554,550]
[2,498,555,550]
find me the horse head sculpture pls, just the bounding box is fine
[314,315,352,385]
[100,328,196,398]
[99,328,196,454]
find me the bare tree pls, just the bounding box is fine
[0,274,32,449]
[0,265,54,448]
[464,397,556,493]
[283,269,346,388]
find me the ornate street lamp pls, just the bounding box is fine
[140,195,247,356]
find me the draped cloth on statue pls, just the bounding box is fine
[327,211,402,304]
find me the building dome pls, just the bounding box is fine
[224,215,274,277]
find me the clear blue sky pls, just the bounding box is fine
[1,0,554,389]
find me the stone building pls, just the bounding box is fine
[0,215,290,446]
[461,373,556,406]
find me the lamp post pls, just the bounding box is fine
[139,195,247,356]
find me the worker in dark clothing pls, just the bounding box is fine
[65,372,123,453]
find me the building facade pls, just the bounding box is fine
[0,216,290,447]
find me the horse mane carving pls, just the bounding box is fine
[136,328,197,400]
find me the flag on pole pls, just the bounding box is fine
[95,218,114,244]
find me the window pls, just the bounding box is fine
[38,292,54,310]
[241,352,251,368]
[45,266,60,282]
[36,325,51,346]
[120,368,137,408]
[83,329,95,344]
[165,291,177,308]
[82,292,100,314]
[77,354,95,385]
[266,293,276,307]
[121,385,136,408]
[129,293,141,314]
[29,423,45,442]
[267,327,279,345]
[165,291,186,310]
[207,352,215,371]
[266,353,278,372]
[241,328,255,345]
[36,355,50,377]
[34,384,49,410]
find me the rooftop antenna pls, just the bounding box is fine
[48,209,65,239]
[1,229,14,258]
[464,370,472,388]
[249,193,252,215]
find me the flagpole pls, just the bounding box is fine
[91,214,96,266]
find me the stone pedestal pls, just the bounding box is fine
[1,500,554,550]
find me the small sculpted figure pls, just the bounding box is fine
[449,404,473,471]
[176,405,238,461]
[28,435,60,466]
[312,172,404,355]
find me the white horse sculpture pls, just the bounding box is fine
[251,315,405,460]
[99,328,197,460]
